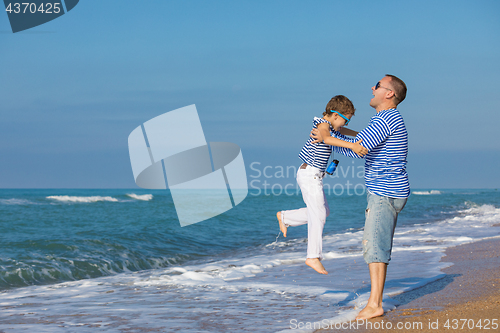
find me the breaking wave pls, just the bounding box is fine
[126,193,153,201]
[46,196,119,203]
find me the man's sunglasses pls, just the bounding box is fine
[375,82,397,98]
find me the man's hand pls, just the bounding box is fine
[351,139,368,157]
[310,128,323,143]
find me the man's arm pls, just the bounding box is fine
[339,127,358,137]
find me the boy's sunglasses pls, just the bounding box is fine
[331,110,350,126]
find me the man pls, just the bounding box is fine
[312,74,409,320]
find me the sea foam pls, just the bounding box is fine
[126,193,153,201]
[413,190,442,195]
[0,198,37,205]
[46,195,119,203]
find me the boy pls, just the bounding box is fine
[277,95,367,274]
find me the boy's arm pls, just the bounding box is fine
[339,127,359,137]
[316,116,392,159]
[316,123,368,157]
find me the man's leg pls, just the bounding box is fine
[357,193,407,319]
[356,262,387,320]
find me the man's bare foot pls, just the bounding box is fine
[305,258,328,274]
[276,212,287,237]
[355,304,384,320]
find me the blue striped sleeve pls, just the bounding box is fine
[331,131,363,159]
[356,116,391,151]
[333,116,391,158]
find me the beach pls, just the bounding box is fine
[319,236,500,333]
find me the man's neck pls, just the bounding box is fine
[376,102,397,113]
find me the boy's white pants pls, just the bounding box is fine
[281,165,330,259]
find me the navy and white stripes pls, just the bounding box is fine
[333,108,410,198]
[298,117,333,172]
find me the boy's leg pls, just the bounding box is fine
[279,191,328,231]
[280,208,308,227]
[277,168,313,236]
[277,212,287,237]
[277,208,307,238]
[298,167,328,274]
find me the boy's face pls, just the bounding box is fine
[327,112,352,131]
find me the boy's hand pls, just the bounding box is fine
[351,139,368,157]
[310,128,323,143]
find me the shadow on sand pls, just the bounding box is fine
[390,273,462,307]
[322,273,462,308]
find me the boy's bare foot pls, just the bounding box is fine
[276,212,287,237]
[305,258,328,274]
[355,304,384,320]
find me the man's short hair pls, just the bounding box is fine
[323,95,356,117]
[386,74,407,104]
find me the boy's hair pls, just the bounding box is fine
[386,74,407,104]
[323,95,355,117]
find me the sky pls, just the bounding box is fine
[1,0,499,189]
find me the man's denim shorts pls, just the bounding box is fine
[362,192,407,264]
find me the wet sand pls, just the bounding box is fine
[319,236,500,333]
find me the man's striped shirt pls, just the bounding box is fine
[333,108,410,198]
[298,117,333,172]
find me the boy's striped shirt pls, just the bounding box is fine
[298,117,333,172]
[333,108,410,198]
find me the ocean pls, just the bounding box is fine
[0,188,499,332]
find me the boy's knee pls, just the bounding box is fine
[317,206,328,219]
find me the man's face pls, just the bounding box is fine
[370,76,393,108]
